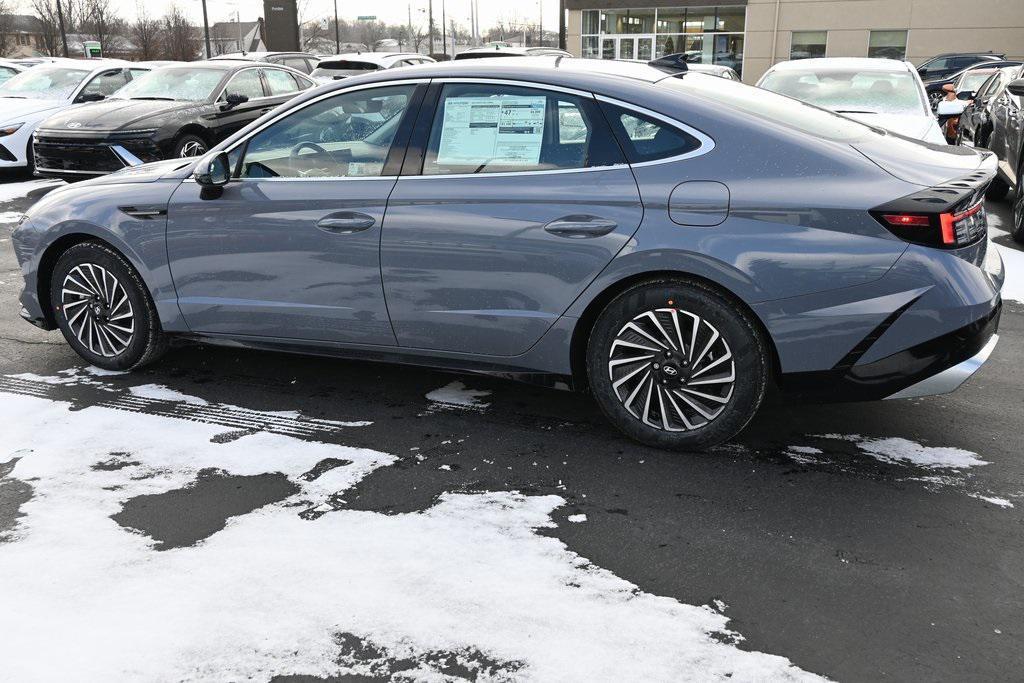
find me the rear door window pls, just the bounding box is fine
[264,68,301,96]
[222,69,265,101]
[283,57,312,73]
[80,69,129,98]
[421,82,623,175]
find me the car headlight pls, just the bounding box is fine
[0,123,24,137]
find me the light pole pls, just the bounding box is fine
[334,0,340,54]
[200,0,212,59]
[428,0,434,55]
[55,0,69,57]
[538,0,542,47]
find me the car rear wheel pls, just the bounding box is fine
[1012,174,1024,244]
[174,134,208,158]
[586,279,769,451]
[50,242,168,370]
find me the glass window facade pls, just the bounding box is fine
[868,30,907,60]
[791,31,827,60]
[581,6,746,77]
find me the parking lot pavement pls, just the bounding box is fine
[1,175,1022,681]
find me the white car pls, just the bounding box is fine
[757,57,946,144]
[0,59,25,85]
[310,52,436,84]
[0,59,146,172]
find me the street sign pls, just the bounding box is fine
[357,15,377,20]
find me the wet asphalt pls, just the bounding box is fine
[1,173,1022,682]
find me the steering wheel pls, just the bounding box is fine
[289,141,330,161]
[288,141,331,176]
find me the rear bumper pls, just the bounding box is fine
[779,301,1001,402]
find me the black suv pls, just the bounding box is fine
[986,76,1024,241]
[916,52,1004,82]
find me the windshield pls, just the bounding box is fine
[959,72,994,92]
[114,67,225,101]
[0,66,90,100]
[663,73,876,142]
[759,69,925,115]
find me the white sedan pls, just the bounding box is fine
[757,57,946,144]
[0,59,143,173]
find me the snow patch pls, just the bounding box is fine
[814,434,987,469]
[566,514,587,523]
[425,381,491,410]
[967,493,1014,508]
[84,366,130,377]
[130,383,210,405]
[0,392,821,681]
[0,210,23,224]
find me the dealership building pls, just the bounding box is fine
[564,0,1024,83]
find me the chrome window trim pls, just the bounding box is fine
[405,78,714,179]
[594,93,716,168]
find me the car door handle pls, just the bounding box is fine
[543,215,618,238]
[316,212,376,234]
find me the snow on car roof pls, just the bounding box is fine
[768,58,913,73]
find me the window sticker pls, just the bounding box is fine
[437,95,547,167]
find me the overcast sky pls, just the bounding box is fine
[14,0,560,33]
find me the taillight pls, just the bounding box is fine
[874,199,986,248]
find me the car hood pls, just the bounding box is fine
[843,113,941,143]
[39,98,206,131]
[0,97,67,123]
[852,131,996,186]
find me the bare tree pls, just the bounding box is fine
[30,0,64,55]
[161,4,197,61]
[358,20,388,50]
[129,1,161,60]
[0,0,12,58]
[81,0,126,54]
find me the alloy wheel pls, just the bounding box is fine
[607,308,735,431]
[179,140,207,157]
[61,263,135,357]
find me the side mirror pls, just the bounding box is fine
[77,92,105,103]
[917,68,928,78]
[1007,78,1024,97]
[956,90,974,100]
[221,93,249,110]
[194,151,231,188]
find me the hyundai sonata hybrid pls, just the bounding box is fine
[11,58,1004,449]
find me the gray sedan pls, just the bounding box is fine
[11,58,1004,450]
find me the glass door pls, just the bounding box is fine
[601,37,616,60]
[617,37,636,61]
[637,36,653,61]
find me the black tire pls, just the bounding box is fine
[586,279,769,451]
[986,176,1009,201]
[25,139,35,176]
[50,241,168,371]
[1012,174,1024,244]
[173,133,208,158]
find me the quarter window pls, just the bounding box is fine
[600,102,702,163]
[222,69,264,101]
[422,83,622,175]
[237,84,415,179]
[284,57,312,73]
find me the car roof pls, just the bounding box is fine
[766,57,912,73]
[212,51,316,60]
[458,46,571,55]
[308,56,671,94]
[318,52,430,66]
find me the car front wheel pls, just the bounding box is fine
[174,134,208,158]
[50,242,167,370]
[1012,173,1024,244]
[586,279,769,451]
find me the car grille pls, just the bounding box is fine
[33,135,126,174]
